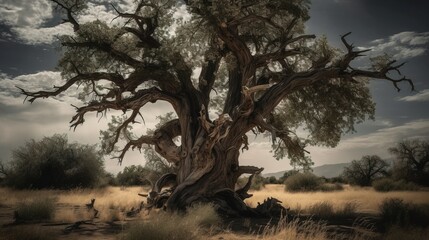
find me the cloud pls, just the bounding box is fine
[12,23,74,45]
[0,0,133,45]
[0,0,53,27]
[399,89,429,102]
[363,32,429,60]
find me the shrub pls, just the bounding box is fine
[15,197,56,222]
[285,173,322,192]
[5,134,105,189]
[379,198,429,230]
[373,178,419,192]
[307,202,335,218]
[338,202,358,218]
[237,173,265,190]
[116,165,147,186]
[319,183,344,192]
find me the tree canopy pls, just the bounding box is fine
[389,139,429,185]
[21,0,413,214]
[4,134,105,189]
[343,155,389,186]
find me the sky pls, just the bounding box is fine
[0,0,428,175]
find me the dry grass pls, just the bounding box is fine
[246,184,429,214]
[1,186,149,223]
[1,185,428,240]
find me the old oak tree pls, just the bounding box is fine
[21,0,413,216]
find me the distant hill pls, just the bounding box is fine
[263,162,351,179]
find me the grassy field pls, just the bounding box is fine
[1,185,428,239]
[247,184,429,214]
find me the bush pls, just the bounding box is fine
[379,198,429,230]
[5,134,105,189]
[237,173,265,190]
[306,201,358,219]
[15,197,56,222]
[117,165,147,186]
[373,178,419,192]
[338,202,358,218]
[319,183,344,192]
[285,173,322,192]
[307,202,334,218]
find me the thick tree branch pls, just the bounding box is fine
[19,72,125,103]
[70,87,180,130]
[52,0,81,31]
[117,119,182,164]
[254,33,413,117]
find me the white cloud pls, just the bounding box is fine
[399,89,429,102]
[0,71,80,104]
[0,0,134,45]
[0,0,53,27]
[11,23,74,45]
[363,31,429,60]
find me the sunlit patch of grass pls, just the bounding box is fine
[246,184,429,214]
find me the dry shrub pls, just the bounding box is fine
[383,226,429,240]
[306,201,358,219]
[307,202,335,218]
[319,183,344,192]
[372,178,419,192]
[338,201,358,218]
[285,173,322,192]
[379,198,429,230]
[15,197,56,222]
[121,204,220,240]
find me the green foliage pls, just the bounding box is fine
[278,169,300,183]
[284,172,322,192]
[121,204,219,240]
[372,178,420,192]
[15,197,56,222]
[116,165,147,186]
[379,198,429,230]
[343,155,388,186]
[266,176,279,184]
[5,134,105,189]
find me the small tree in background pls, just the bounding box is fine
[5,134,105,189]
[343,155,388,186]
[389,139,429,186]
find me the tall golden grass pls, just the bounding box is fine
[1,185,429,240]
[247,184,429,214]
